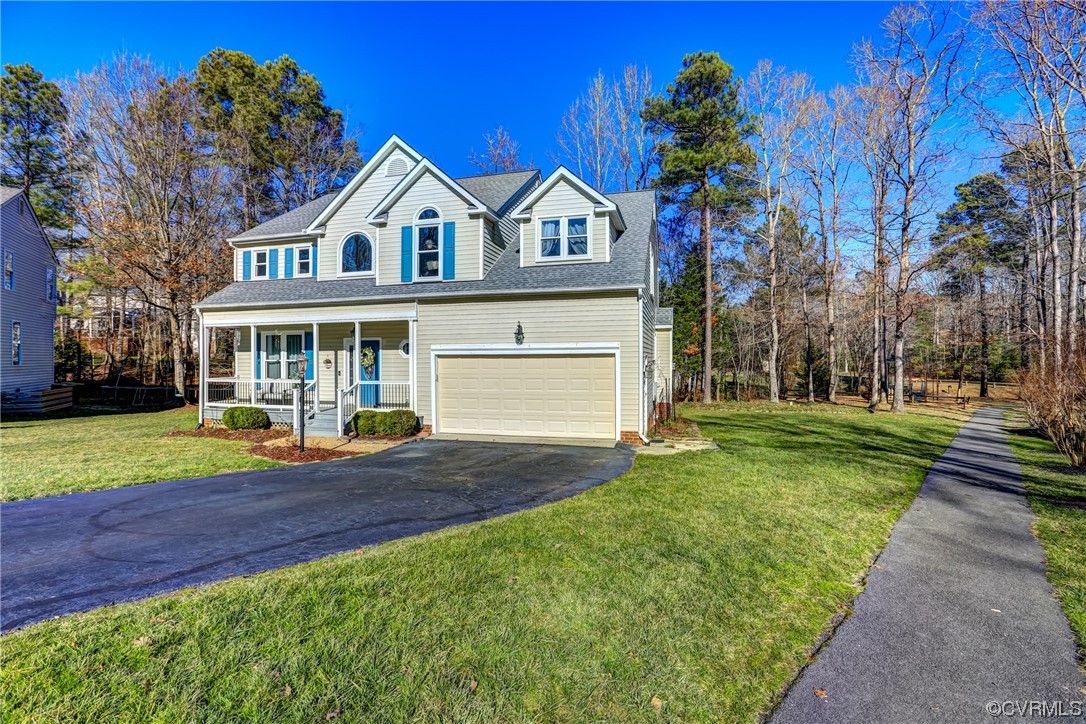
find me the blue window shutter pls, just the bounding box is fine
[304,331,314,381]
[311,242,318,274]
[442,222,455,280]
[269,249,279,279]
[284,247,294,278]
[401,226,413,283]
[255,332,261,380]
[242,250,252,280]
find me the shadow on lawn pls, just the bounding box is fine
[0,403,188,428]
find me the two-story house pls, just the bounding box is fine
[195,136,672,444]
[1,187,59,407]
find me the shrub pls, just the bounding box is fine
[353,410,379,436]
[353,409,418,437]
[382,409,419,437]
[1020,351,1086,468]
[222,406,271,430]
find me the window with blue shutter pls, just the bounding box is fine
[268,249,279,279]
[311,242,318,274]
[400,226,413,282]
[284,247,294,278]
[242,250,252,280]
[304,331,314,381]
[442,221,455,280]
[255,332,261,379]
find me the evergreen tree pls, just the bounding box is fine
[0,63,72,234]
[643,52,752,402]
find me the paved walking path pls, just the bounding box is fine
[774,407,1084,723]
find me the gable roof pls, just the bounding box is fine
[304,134,423,233]
[366,158,498,224]
[455,170,540,215]
[197,188,657,310]
[510,166,625,231]
[0,186,59,263]
[655,307,673,327]
[228,193,336,243]
[0,187,22,204]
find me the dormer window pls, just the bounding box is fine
[539,217,589,260]
[340,233,373,276]
[415,207,442,280]
[254,250,269,279]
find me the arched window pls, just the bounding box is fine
[414,207,442,279]
[340,233,373,275]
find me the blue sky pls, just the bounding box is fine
[1,1,899,178]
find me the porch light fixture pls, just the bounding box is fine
[514,322,524,346]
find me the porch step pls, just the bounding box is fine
[302,410,345,437]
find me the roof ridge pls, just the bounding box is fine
[454,169,540,181]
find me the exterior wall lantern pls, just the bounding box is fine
[514,322,525,346]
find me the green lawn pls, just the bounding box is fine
[1,404,961,722]
[1004,413,1086,656]
[1,406,281,501]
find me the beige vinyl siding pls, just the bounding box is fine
[200,301,415,327]
[317,151,416,281]
[481,219,499,276]
[0,194,56,395]
[520,179,608,267]
[641,296,655,426]
[416,292,640,432]
[489,176,538,275]
[655,327,673,394]
[379,171,481,285]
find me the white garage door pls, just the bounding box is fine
[436,354,616,440]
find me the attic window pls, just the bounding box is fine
[386,157,409,177]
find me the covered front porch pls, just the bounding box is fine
[198,310,416,435]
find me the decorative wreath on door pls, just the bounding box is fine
[359,346,376,376]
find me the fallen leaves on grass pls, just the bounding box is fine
[166,428,288,444]
[651,695,663,714]
[469,679,478,692]
[131,637,152,648]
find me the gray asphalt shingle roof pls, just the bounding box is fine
[198,188,656,309]
[230,193,338,242]
[656,308,674,326]
[455,170,539,214]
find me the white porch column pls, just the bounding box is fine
[354,320,361,409]
[312,322,320,403]
[409,317,417,413]
[197,313,206,425]
[249,324,257,404]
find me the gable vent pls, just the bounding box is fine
[386,157,409,176]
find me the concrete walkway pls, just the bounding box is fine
[774,407,1084,723]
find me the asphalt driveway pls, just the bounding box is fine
[1,440,633,631]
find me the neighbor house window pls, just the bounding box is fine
[295,246,312,276]
[3,250,12,290]
[11,322,21,365]
[340,233,373,275]
[539,217,588,259]
[254,250,269,279]
[46,268,57,302]
[415,208,441,279]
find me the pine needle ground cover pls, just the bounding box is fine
[1,407,280,501]
[1,404,960,722]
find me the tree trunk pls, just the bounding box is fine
[701,173,713,404]
[803,285,815,403]
[768,225,780,404]
[979,266,990,398]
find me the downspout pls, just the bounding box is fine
[637,290,648,444]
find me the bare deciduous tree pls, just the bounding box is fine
[468,125,527,174]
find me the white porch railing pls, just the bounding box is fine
[336,380,413,434]
[206,378,299,408]
[293,380,318,434]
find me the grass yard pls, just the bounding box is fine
[1,406,281,501]
[1,404,961,722]
[1004,413,1086,655]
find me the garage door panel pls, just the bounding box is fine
[437,354,616,440]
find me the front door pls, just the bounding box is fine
[359,339,380,406]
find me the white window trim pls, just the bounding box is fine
[293,244,314,278]
[261,330,305,380]
[11,321,21,366]
[536,215,591,262]
[414,206,443,282]
[337,231,375,278]
[253,249,270,280]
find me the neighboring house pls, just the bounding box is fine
[195,135,673,444]
[1,187,59,401]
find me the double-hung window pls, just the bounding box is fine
[539,217,589,260]
[263,331,303,379]
[254,250,269,279]
[11,322,21,365]
[415,208,441,280]
[3,250,13,290]
[296,246,312,276]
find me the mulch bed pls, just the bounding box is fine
[166,427,290,444]
[246,444,355,463]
